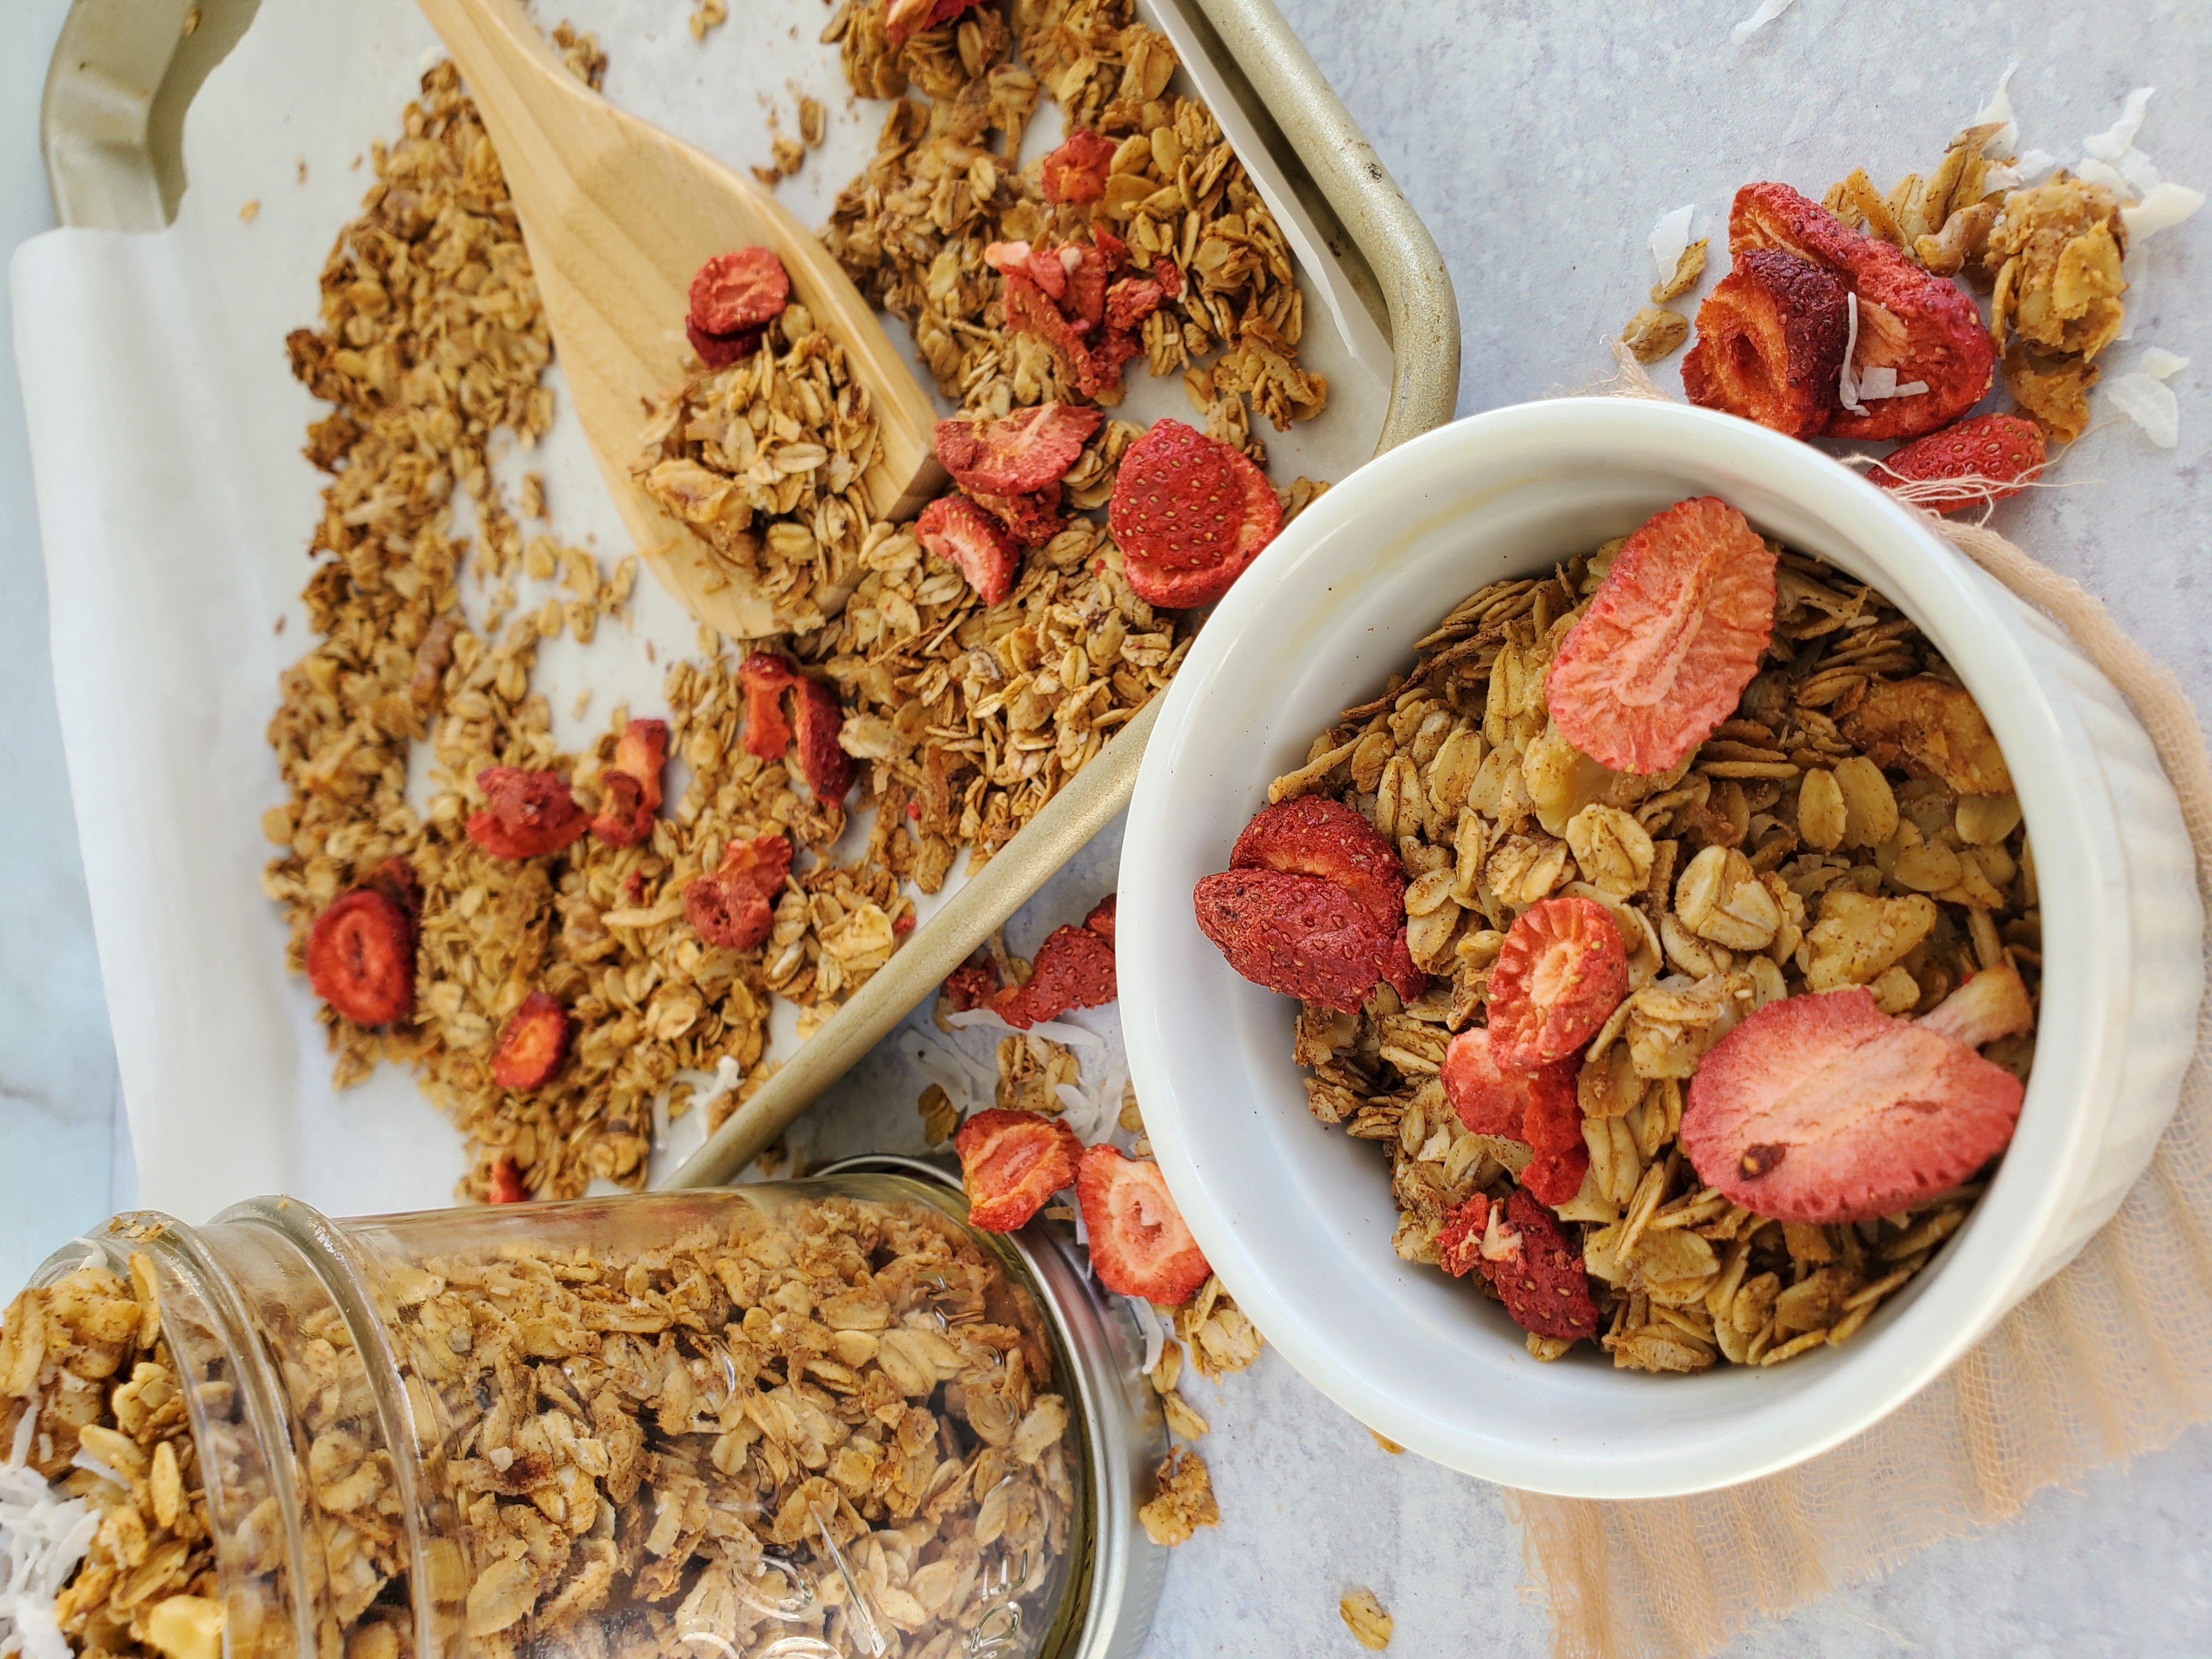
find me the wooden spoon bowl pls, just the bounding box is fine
[414,0,944,639]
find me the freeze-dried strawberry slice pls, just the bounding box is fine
[489,991,571,1090]
[885,0,977,44]
[1520,1065,1593,1207]
[1002,272,1141,396]
[686,318,764,371]
[1193,868,1393,1012]
[1480,1190,1600,1340]
[467,768,591,859]
[1485,896,1630,1070]
[1681,249,1850,437]
[1105,276,1165,333]
[1229,795,1404,931]
[739,652,797,760]
[307,887,415,1026]
[688,247,790,335]
[1545,495,1778,775]
[362,857,422,941]
[1075,1145,1212,1304]
[1111,420,1280,609]
[1060,242,1111,332]
[955,1108,1082,1231]
[1730,182,1995,442]
[1381,929,1428,1003]
[933,403,1103,495]
[1150,255,1184,298]
[685,833,792,951]
[1872,414,2046,514]
[1437,1194,1491,1279]
[1918,960,2035,1050]
[969,485,1065,549]
[487,1157,529,1205]
[1440,1026,1576,1140]
[1041,128,1117,204]
[791,675,854,804]
[944,961,1002,1013]
[995,924,1118,1029]
[1084,893,1117,943]
[1682,986,2025,1224]
[917,495,1020,605]
[592,718,668,846]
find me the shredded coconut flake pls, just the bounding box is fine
[1853,367,1928,400]
[1838,291,1864,413]
[1126,1295,1166,1375]
[0,1448,100,1659]
[1973,62,2021,156]
[1982,163,2024,194]
[1729,0,1796,45]
[2106,373,2180,448]
[2083,87,2156,162]
[65,1452,126,1492]
[2138,347,2190,380]
[2074,157,2131,196]
[945,1008,1107,1051]
[1648,205,1696,286]
[2013,148,2060,184]
[2123,182,2204,240]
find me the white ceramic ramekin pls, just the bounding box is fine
[1119,398,2202,1499]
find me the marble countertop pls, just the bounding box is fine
[5,0,2209,1652]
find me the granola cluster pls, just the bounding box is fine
[1284,545,2037,1371]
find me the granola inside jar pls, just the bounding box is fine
[0,1180,1124,1659]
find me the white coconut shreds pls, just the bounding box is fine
[1854,367,1929,400]
[2083,86,2156,167]
[1,1414,100,1659]
[2138,347,2191,380]
[1973,61,2021,155]
[945,1007,1108,1052]
[1729,0,1796,46]
[1126,1295,1167,1376]
[2124,182,2205,241]
[1838,291,1864,413]
[2106,374,2181,448]
[1648,205,1696,286]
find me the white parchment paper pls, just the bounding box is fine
[11,0,1390,1223]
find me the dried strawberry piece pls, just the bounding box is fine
[1060,242,1111,332]
[1681,249,1850,437]
[1872,414,2046,514]
[985,240,1053,293]
[1545,495,1778,775]
[1479,1190,1599,1340]
[1074,1145,1212,1304]
[1520,1065,1593,1207]
[1441,1025,1576,1140]
[688,247,791,334]
[916,495,1020,605]
[1041,128,1117,205]
[995,924,1118,1029]
[969,485,1065,549]
[1730,182,1995,442]
[944,961,1002,1013]
[1105,276,1165,334]
[1381,928,1428,1004]
[739,652,797,761]
[592,718,669,846]
[1002,268,1141,397]
[467,768,590,859]
[1084,892,1118,944]
[1436,1194,1491,1279]
[933,403,1103,495]
[362,857,422,941]
[685,833,792,951]
[1229,796,1406,933]
[955,1108,1082,1231]
[1193,867,1393,1012]
[487,1157,529,1205]
[791,675,854,804]
[1683,986,2025,1223]
[1092,228,1130,267]
[1109,420,1281,609]
[1485,897,1630,1070]
[686,317,765,371]
[884,0,976,44]
[489,991,571,1090]
[306,887,415,1026]
[1150,255,1184,298]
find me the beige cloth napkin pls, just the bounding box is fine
[1514,357,2212,1658]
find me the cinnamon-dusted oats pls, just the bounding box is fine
[1136,1446,1216,1547]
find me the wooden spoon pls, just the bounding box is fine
[413,0,944,639]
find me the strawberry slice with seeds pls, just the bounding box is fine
[1681,249,1849,437]
[1193,867,1393,1012]
[685,833,792,951]
[688,247,790,334]
[1485,896,1630,1070]
[969,485,1066,549]
[1230,796,1405,932]
[1105,276,1165,332]
[955,1108,1082,1231]
[1075,1145,1212,1304]
[1436,1194,1491,1278]
[1545,495,1778,775]
[1480,1190,1600,1340]
[885,0,979,45]
[467,767,591,859]
[995,924,1118,1029]
[738,653,797,760]
[1441,1026,1576,1139]
[944,960,1002,1013]
[791,675,854,804]
[917,495,1021,605]
[1110,419,1280,610]
[1041,128,1117,205]
[307,887,415,1026]
[1084,892,1117,943]
[1520,1068,1593,1206]
[1872,414,2046,514]
[1681,986,2026,1223]
[489,991,571,1090]
[592,718,669,846]
[934,402,1103,495]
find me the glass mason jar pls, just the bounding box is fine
[9,1170,1165,1659]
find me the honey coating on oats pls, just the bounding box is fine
[1281,541,2038,1372]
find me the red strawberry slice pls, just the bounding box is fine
[1681,986,2026,1224]
[489,991,571,1090]
[1062,242,1111,331]
[791,674,854,804]
[995,924,1118,1029]
[1873,414,2046,515]
[1381,927,1429,1004]
[934,402,1104,495]
[1193,868,1393,1012]
[306,887,415,1026]
[1084,893,1118,943]
[969,485,1065,549]
[1545,495,1777,775]
[1520,1063,1593,1206]
[685,833,792,951]
[1437,1194,1491,1278]
[1481,1190,1600,1340]
[916,496,1020,605]
[1105,276,1165,333]
[1485,896,1630,1070]
[739,652,797,760]
[1441,1026,1576,1140]
[955,1108,1082,1231]
[592,718,668,846]
[1041,128,1117,204]
[487,1156,529,1204]
[1003,273,1139,397]
[944,960,1001,1013]
[688,247,790,334]
[1110,420,1280,609]
[686,317,765,371]
[1150,255,1184,298]
[1917,960,2035,1050]
[1230,796,1404,932]
[467,768,590,859]
[1075,1145,1212,1304]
